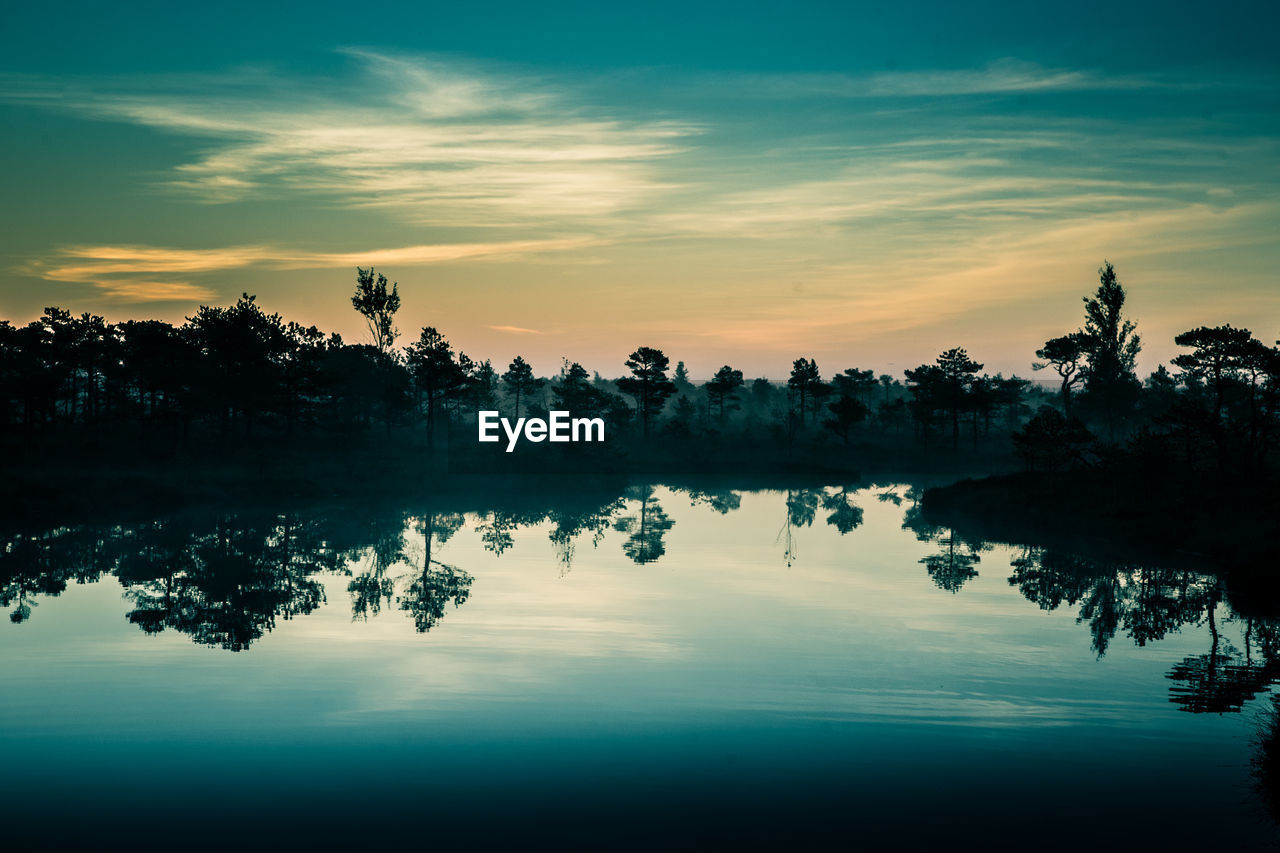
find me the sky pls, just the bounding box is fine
[1,1,1277,379]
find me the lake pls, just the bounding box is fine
[2,482,1278,849]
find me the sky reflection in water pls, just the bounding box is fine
[1,484,1276,849]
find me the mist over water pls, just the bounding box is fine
[2,483,1278,849]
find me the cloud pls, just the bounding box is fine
[27,237,596,302]
[94,281,219,302]
[3,53,1275,363]
[708,59,1190,102]
[275,237,600,268]
[6,51,694,223]
[650,201,1277,359]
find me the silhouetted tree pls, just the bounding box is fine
[749,377,775,415]
[347,509,409,621]
[879,374,896,405]
[279,321,328,435]
[673,360,693,394]
[1079,261,1141,436]
[502,356,543,418]
[1034,333,1089,416]
[617,347,676,438]
[117,319,196,430]
[906,348,983,449]
[470,359,500,411]
[787,358,825,427]
[406,327,469,446]
[184,294,287,437]
[1173,325,1258,422]
[825,369,872,444]
[550,360,632,435]
[705,364,744,424]
[678,487,743,514]
[776,488,821,567]
[665,394,698,436]
[1140,364,1181,423]
[552,360,594,411]
[1012,405,1094,471]
[120,513,331,651]
[351,267,401,354]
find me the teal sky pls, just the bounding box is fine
[1,1,1277,378]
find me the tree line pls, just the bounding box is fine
[1,262,1277,475]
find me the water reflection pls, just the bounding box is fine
[822,487,864,534]
[1006,548,1220,658]
[120,515,331,651]
[7,482,1280,846]
[613,485,675,564]
[1167,609,1280,714]
[903,490,989,593]
[4,482,1280,726]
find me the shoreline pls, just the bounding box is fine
[920,469,1280,595]
[0,430,1013,526]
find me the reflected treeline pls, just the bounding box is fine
[774,486,867,567]
[1000,544,1280,714]
[904,495,1280,717]
[344,509,474,633]
[0,483,875,647]
[0,505,482,649]
[7,482,1280,727]
[1008,548,1221,658]
[903,487,990,593]
[120,514,334,650]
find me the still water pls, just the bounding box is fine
[2,483,1278,849]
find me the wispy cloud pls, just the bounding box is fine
[727,59,1174,100]
[488,324,545,335]
[648,147,1251,241]
[92,281,219,302]
[3,53,1275,366]
[645,200,1278,369]
[27,237,596,301]
[7,50,693,222]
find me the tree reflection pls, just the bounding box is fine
[1,526,116,623]
[786,489,821,528]
[475,509,526,557]
[904,492,987,593]
[1167,604,1280,714]
[822,487,864,534]
[1007,546,1221,658]
[777,488,822,567]
[678,487,742,515]
[120,513,335,651]
[346,508,409,621]
[397,511,472,633]
[920,531,983,593]
[1,503,478,648]
[547,497,625,573]
[1007,548,1096,613]
[614,485,675,564]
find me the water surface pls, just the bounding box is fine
[3,483,1277,849]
